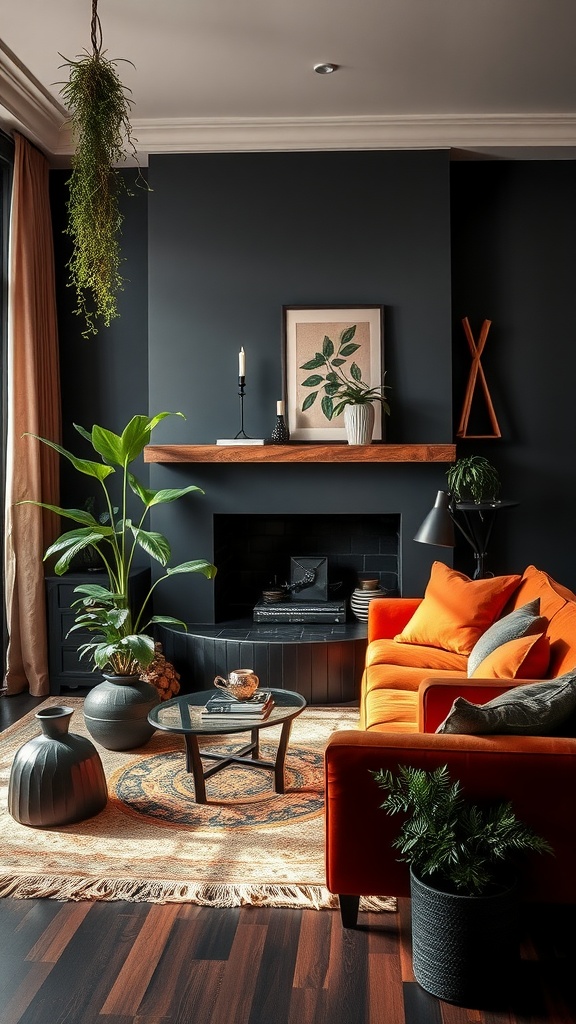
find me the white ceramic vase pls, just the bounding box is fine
[344,403,375,445]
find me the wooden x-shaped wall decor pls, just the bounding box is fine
[457,317,501,439]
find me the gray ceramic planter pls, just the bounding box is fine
[83,674,159,751]
[8,705,108,827]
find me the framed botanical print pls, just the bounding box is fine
[282,305,385,441]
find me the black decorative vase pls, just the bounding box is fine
[410,868,519,1006]
[8,706,108,828]
[270,413,290,443]
[83,674,160,751]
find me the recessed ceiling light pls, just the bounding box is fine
[314,63,337,75]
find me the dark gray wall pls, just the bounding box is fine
[147,151,452,446]
[146,151,454,620]
[52,152,576,620]
[51,169,150,512]
[451,161,576,589]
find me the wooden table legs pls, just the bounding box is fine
[183,719,295,803]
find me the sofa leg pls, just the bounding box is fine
[339,894,360,928]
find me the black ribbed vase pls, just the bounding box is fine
[83,674,159,751]
[410,868,519,1007]
[8,706,108,828]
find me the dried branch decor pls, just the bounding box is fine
[59,0,147,338]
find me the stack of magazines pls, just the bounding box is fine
[201,689,275,721]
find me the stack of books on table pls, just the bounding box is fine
[201,690,275,721]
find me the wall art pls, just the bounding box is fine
[282,305,385,441]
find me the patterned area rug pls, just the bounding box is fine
[0,697,395,912]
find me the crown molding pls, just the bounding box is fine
[0,43,66,156]
[135,112,576,153]
[2,49,575,162]
[47,113,576,164]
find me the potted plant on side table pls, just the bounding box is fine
[373,764,552,1007]
[446,455,501,504]
[25,411,216,750]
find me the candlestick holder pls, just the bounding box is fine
[234,376,251,439]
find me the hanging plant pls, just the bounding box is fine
[59,0,146,338]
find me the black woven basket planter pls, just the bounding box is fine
[410,868,519,1007]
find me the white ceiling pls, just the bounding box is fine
[2,0,576,162]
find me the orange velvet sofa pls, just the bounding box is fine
[325,565,576,926]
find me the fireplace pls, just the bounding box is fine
[150,455,452,703]
[213,513,400,622]
[158,512,400,703]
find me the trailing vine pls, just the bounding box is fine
[59,0,146,338]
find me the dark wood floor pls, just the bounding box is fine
[1,692,575,1024]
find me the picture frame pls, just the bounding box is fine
[282,305,385,442]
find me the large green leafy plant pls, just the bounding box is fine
[373,764,551,896]
[300,325,390,421]
[26,412,216,676]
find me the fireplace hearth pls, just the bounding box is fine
[158,618,369,704]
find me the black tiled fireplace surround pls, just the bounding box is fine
[213,513,400,622]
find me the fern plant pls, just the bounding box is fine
[446,455,500,504]
[372,764,552,895]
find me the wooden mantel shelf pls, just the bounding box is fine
[144,443,456,464]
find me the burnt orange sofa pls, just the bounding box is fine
[325,564,576,926]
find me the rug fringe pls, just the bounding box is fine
[0,874,396,912]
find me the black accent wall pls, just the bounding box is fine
[52,152,576,624]
[451,161,576,585]
[50,169,150,509]
[147,151,453,445]
[146,151,453,620]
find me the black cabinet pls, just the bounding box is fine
[45,567,151,694]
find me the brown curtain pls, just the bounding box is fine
[3,132,61,695]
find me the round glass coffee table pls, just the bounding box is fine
[148,688,307,803]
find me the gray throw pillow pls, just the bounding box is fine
[467,599,546,676]
[436,672,576,736]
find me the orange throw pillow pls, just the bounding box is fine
[394,561,521,656]
[470,632,550,679]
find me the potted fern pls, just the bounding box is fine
[446,455,501,504]
[373,764,552,1006]
[24,411,216,750]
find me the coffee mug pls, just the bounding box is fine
[213,669,259,701]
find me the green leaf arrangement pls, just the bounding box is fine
[373,764,552,896]
[59,0,149,338]
[446,455,501,504]
[299,324,390,421]
[21,412,217,675]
